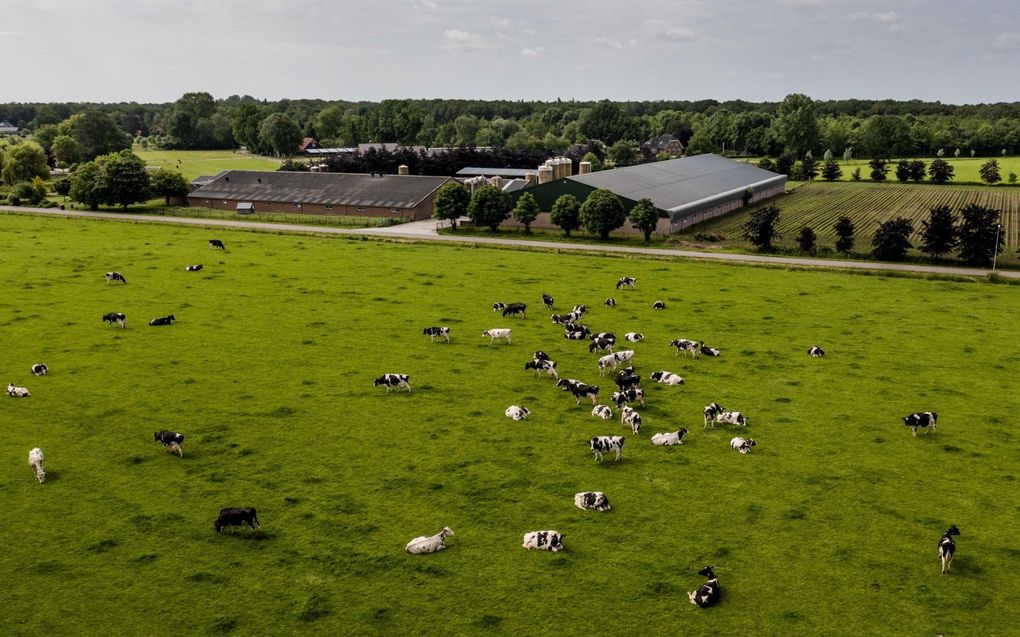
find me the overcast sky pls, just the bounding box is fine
[2,0,1018,105]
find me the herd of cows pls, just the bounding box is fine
[7,243,961,610]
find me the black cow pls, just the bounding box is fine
[903,412,938,436]
[652,300,666,310]
[105,271,127,284]
[700,344,722,357]
[492,302,507,312]
[542,294,554,309]
[209,239,226,250]
[604,297,617,307]
[590,337,614,353]
[185,264,204,272]
[149,314,176,326]
[938,525,960,574]
[533,351,550,361]
[614,371,641,391]
[215,507,260,533]
[103,312,126,328]
[557,378,598,405]
[31,363,49,376]
[154,430,185,457]
[808,346,825,357]
[616,277,636,290]
[502,303,527,319]
[423,326,451,343]
[689,566,721,608]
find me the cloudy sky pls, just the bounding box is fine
[2,0,1018,104]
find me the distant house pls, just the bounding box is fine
[357,143,428,154]
[643,134,685,158]
[298,137,319,153]
[0,120,18,135]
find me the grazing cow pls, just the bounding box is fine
[938,525,960,574]
[808,346,826,357]
[533,351,550,362]
[569,383,599,405]
[574,492,611,511]
[28,448,45,483]
[572,304,587,315]
[154,430,185,458]
[542,294,554,309]
[406,527,455,554]
[611,388,644,408]
[652,300,666,310]
[209,239,226,250]
[149,314,176,326]
[374,373,411,393]
[103,312,126,328]
[492,302,507,312]
[903,412,937,437]
[564,322,590,336]
[599,350,635,375]
[505,405,531,421]
[701,344,722,357]
[565,330,586,341]
[30,363,48,376]
[556,378,583,392]
[650,370,684,385]
[524,358,558,379]
[105,271,127,284]
[689,566,721,608]
[730,437,757,454]
[590,337,614,353]
[703,403,725,428]
[185,264,204,272]
[591,332,617,343]
[621,406,642,435]
[616,277,636,290]
[716,411,748,427]
[7,383,30,398]
[614,373,641,393]
[651,428,688,446]
[592,404,613,420]
[483,328,512,344]
[670,339,700,358]
[423,326,451,343]
[551,313,570,324]
[522,530,564,551]
[502,303,527,319]
[604,297,617,307]
[624,332,643,343]
[215,507,260,533]
[589,435,625,462]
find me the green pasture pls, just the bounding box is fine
[134,148,282,181]
[1,213,1019,636]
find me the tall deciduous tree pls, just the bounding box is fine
[69,161,108,210]
[231,102,270,152]
[834,216,855,253]
[821,158,842,181]
[957,204,1003,266]
[607,140,640,166]
[467,185,511,231]
[512,192,541,234]
[928,158,954,184]
[59,111,131,161]
[150,167,190,205]
[550,193,581,237]
[51,135,80,166]
[432,181,470,230]
[100,150,151,210]
[579,101,634,145]
[919,204,958,259]
[0,141,49,185]
[579,188,626,239]
[259,113,303,157]
[979,159,1002,185]
[742,204,781,251]
[628,197,660,242]
[871,217,914,261]
[774,93,819,157]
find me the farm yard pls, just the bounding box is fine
[2,213,1020,636]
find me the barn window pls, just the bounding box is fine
[325,205,333,210]
[357,207,366,212]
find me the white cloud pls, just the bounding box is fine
[595,36,638,50]
[521,46,546,57]
[440,29,491,51]
[993,33,1020,51]
[851,11,900,32]
[0,30,24,37]
[645,19,697,42]
[490,16,511,30]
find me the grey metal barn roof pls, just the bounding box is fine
[456,167,535,178]
[189,171,450,209]
[570,154,785,216]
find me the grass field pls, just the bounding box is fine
[2,213,1020,635]
[683,180,1020,256]
[134,149,282,181]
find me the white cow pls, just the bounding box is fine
[651,428,689,446]
[591,404,613,420]
[730,437,756,454]
[650,371,685,385]
[405,527,455,554]
[624,333,644,342]
[716,411,747,427]
[523,530,564,551]
[621,406,642,435]
[483,328,512,344]
[28,448,45,483]
[505,405,531,421]
[7,383,30,398]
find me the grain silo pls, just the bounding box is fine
[579,161,592,175]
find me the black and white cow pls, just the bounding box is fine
[650,370,684,385]
[533,351,549,361]
[701,344,722,357]
[105,271,127,284]
[525,358,558,378]
[574,491,611,511]
[651,428,688,446]
[589,435,625,461]
[614,369,641,390]
[551,313,571,324]
[149,314,176,326]
[215,507,260,533]
[589,337,614,353]
[542,294,554,309]
[616,276,636,290]
[652,300,666,310]
[592,404,613,420]
[185,264,204,272]
[592,332,617,343]
[621,406,642,435]
[938,525,960,574]
[703,402,725,428]
[7,383,30,398]
[493,302,507,312]
[808,346,826,357]
[209,239,226,250]
[624,332,643,343]
[903,412,937,436]
[572,304,587,315]
[502,303,527,319]
[730,437,756,454]
[611,388,644,407]
[564,330,587,341]
[604,297,617,307]
[716,411,748,427]
[30,363,48,376]
[564,322,590,337]
[483,328,512,344]
[374,373,411,393]
[423,326,451,343]
[670,339,700,358]
[154,430,185,457]
[689,566,721,608]
[505,405,531,421]
[522,530,565,551]
[557,378,599,405]
[103,312,126,328]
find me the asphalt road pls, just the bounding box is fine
[3,205,1017,279]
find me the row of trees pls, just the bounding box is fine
[67,150,189,210]
[742,204,1005,266]
[759,153,1013,185]
[432,183,661,241]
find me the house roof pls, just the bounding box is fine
[456,167,535,178]
[643,134,684,151]
[0,120,18,133]
[567,154,785,216]
[298,137,319,152]
[188,170,451,209]
[304,147,357,155]
[191,171,227,187]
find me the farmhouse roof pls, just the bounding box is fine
[0,120,18,134]
[189,170,451,209]
[456,167,535,179]
[567,154,784,214]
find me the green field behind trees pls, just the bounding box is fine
[135,149,282,181]
[2,213,1019,636]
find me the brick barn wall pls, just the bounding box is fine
[186,197,434,221]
